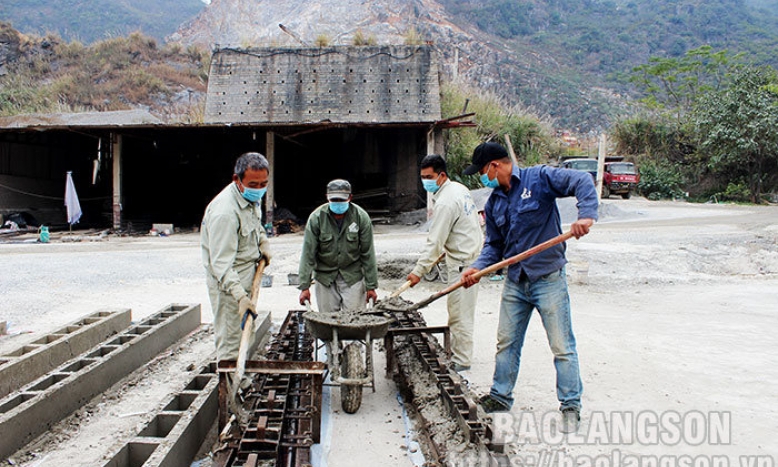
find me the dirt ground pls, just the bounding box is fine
[1,197,777,466]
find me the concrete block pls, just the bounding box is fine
[102,312,272,467]
[0,304,201,461]
[0,309,132,399]
[102,362,219,467]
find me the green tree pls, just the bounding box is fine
[692,66,778,202]
[630,46,738,123]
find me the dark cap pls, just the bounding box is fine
[326,179,352,201]
[463,142,509,175]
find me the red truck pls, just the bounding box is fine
[602,162,640,199]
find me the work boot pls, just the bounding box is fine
[561,407,580,433]
[479,394,510,413]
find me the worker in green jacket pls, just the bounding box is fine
[201,152,272,362]
[298,179,378,312]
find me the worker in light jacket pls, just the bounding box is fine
[405,154,483,373]
[200,152,272,362]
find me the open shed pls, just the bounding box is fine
[0,45,454,231]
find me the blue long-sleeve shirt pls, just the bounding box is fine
[471,164,599,282]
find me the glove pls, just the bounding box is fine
[238,296,257,330]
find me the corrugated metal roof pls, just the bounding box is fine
[0,109,163,130]
[205,45,442,125]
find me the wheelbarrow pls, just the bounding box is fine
[303,302,392,414]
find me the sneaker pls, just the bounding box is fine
[479,395,510,413]
[561,407,580,433]
[451,363,471,372]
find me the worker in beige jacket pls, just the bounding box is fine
[201,152,272,362]
[406,154,483,372]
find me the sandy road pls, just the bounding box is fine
[1,197,777,466]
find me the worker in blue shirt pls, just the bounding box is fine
[461,142,598,433]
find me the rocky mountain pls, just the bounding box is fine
[170,0,778,130]
[0,0,205,44]
[4,0,778,129]
[170,0,614,129]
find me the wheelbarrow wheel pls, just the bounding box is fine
[340,342,364,414]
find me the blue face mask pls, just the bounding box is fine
[422,176,441,193]
[480,165,500,189]
[241,186,266,203]
[329,201,349,215]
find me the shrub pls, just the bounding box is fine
[637,160,686,200]
[404,28,424,45]
[352,29,377,46]
[440,81,553,188]
[715,181,751,203]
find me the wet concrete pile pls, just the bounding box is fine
[381,296,502,465]
[394,341,493,465]
[373,296,416,313]
[305,310,391,326]
[377,256,418,280]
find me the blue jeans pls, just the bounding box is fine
[489,268,582,410]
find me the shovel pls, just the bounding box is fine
[408,231,574,312]
[229,257,268,409]
[388,252,446,299]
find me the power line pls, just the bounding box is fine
[0,181,109,201]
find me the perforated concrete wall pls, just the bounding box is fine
[205,45,441,124]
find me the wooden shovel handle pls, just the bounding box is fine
[471,231,574,281]
[250,258,268,306]
[231,257,269,403]
[388,251,446,298]
[412,231,574,310]
[389,280,413,298]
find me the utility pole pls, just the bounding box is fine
[596,133,607,200]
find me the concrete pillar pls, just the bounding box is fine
[112,133,122,231]
[426,129,436,220]
[265,131,275,228]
